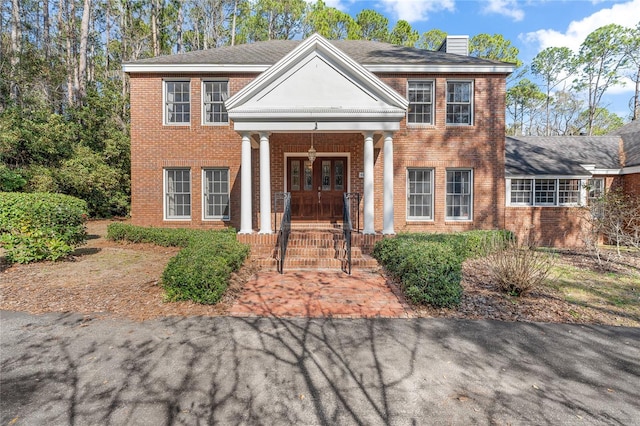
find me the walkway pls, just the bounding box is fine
[229,269,410,318]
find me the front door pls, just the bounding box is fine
[287,156,347,221]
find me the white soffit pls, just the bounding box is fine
[225,33,408,121]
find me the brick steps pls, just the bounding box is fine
[241,229,382,272]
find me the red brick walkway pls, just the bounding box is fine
[229,269,411,318]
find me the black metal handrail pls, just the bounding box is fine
[276,192,291,274]
[342,192,354,275]
[344,192,361,234]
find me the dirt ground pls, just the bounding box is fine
[1,220,638,325]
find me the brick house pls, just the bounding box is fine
[122,33,639,260]
[505,120,640,247]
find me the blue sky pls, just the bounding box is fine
[324,0,640,120]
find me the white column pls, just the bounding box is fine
[259,132,272,234]
[363,131,375,234]
[382,132,395,235]
[239,133,253,234]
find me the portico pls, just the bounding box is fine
[226,34,408,235]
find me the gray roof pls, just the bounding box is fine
[609,120,640,167]
[505,136,622,176]
[125,39,510,67]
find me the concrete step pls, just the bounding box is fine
[257,254,379,271]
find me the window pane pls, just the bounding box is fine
[510,179,532,204]
[407,168,433,219]
[446,170,472,219]
[166,169,191,218]
[446,81,472,125]
[534,179,556,205]
[204,168,230,219]
[407,81,433,124]
[203,81,229,124]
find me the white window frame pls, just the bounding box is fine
[407,80,435,126]
[202,168,230,220]
[445,80,473,126]
[164,168,191,220]
[587,178,605,204]
[506,177,587,207]
[163,79,191,125]
[509,178,533,205]
[558,179,581,206]
[445,169,473,221]
[202,79,229,125]
[534,179,557,206]
[406,168,434,221]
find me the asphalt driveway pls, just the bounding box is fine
[1,310,639,425]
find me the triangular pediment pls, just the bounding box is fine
[226,34,408,129]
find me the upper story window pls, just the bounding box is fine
[446,81,473,125]
[165,80,190,125]
[203,81,229,124]
[407,80,434,125]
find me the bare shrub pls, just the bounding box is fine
[482,237,556,296]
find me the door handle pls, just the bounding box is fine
[318,191,321,203]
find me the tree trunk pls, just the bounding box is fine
[10,0,21,101]
[231,0,237,46]
[77,0,92,104]
[635,65,640,121]
[177,0,184,53]
[151,0,159,56]
[43,0,51,60]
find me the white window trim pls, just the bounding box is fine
[164,168,192,220]
[506,177,587,207]
[445,168,473,221]
[445,80,474,126]
[201,79,230,126]
[406,79,435,127]
[406,168,434,221]
[507,178,533,206]
[163,78,191,126]
[202,168,231,221]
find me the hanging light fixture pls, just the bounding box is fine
[308,123,317,162]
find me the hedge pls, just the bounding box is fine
[0,192,88,263]
[372,230,511,308]
[107,223,249,304]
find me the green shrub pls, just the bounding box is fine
[373,230,512,308]
[0,192,88,263]
[108,223,249,304]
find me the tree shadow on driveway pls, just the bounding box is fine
[1,311,639,425]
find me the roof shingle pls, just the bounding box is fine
[505,136,622,176]
[125,39,511,67]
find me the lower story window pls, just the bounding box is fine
[407,168,433,220]
[558,179,580,205]
[446,169,472,220]
[507,178,585,206]
[510,179,532,204]
[535,179,556,205]
[166,169,191,219]
[204,168,230,219]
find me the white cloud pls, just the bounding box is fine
[523,0,640,52]
[379,0,455,23]
[304,0,348,11]
[481,0,524,21]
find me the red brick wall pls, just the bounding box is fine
[129,72,507,234]
[504,176,622,247]
[623,171,640,199]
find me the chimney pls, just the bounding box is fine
[438,35,469,56]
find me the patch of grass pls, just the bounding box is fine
[549,261,640,323]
